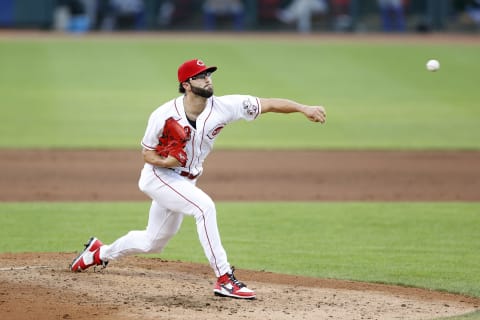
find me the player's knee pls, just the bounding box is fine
[201,194,215,211]
[145,231,178,253]
[194,197,216,220]
[143,241,161,253]
[142,237,164,253]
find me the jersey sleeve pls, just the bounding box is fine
[225,95,261,122]
[140,109,164,150]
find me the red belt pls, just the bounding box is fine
[179,171,199,180]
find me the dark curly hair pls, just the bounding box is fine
[179,82,186,93]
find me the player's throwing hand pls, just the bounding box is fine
[304,106,326,123]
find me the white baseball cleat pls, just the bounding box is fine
[213,267,256,299]
[70,237,108,272]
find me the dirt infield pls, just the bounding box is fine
[1,253,479,320]
[2,149,480,202]
[1,149,480,319]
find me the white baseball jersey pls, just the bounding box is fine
[141,94,261,175]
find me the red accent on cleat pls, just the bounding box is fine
[70,237,107,272]
[213,267,255,299]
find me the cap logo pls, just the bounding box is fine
[197,60,205,66]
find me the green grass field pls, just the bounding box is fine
[0,36,479,149]
[1,202,479,298]
[0,35,479,319]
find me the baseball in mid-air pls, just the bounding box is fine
[426,59,440,72]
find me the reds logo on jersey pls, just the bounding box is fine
[207,124,225,139]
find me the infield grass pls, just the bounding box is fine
[445,311,480,320]
[1,201,479,299]
[0,36,479,149]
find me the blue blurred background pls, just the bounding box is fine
[0,0,479,34]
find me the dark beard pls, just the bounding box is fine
[190,84,213,98]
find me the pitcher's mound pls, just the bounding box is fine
[0,253,478,320]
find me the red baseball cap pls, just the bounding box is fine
[177,59,217,83]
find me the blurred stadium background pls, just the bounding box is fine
[0,0,479,34]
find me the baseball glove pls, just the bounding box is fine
[155,117,188,167]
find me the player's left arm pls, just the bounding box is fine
[259,98,326,123]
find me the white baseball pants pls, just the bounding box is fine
[99,166,231,277]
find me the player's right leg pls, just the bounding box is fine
[70,202,183,272]
[100,201,184,261]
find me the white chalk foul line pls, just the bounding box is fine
[0,266,50,271]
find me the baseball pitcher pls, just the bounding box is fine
[70,58,326,300]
